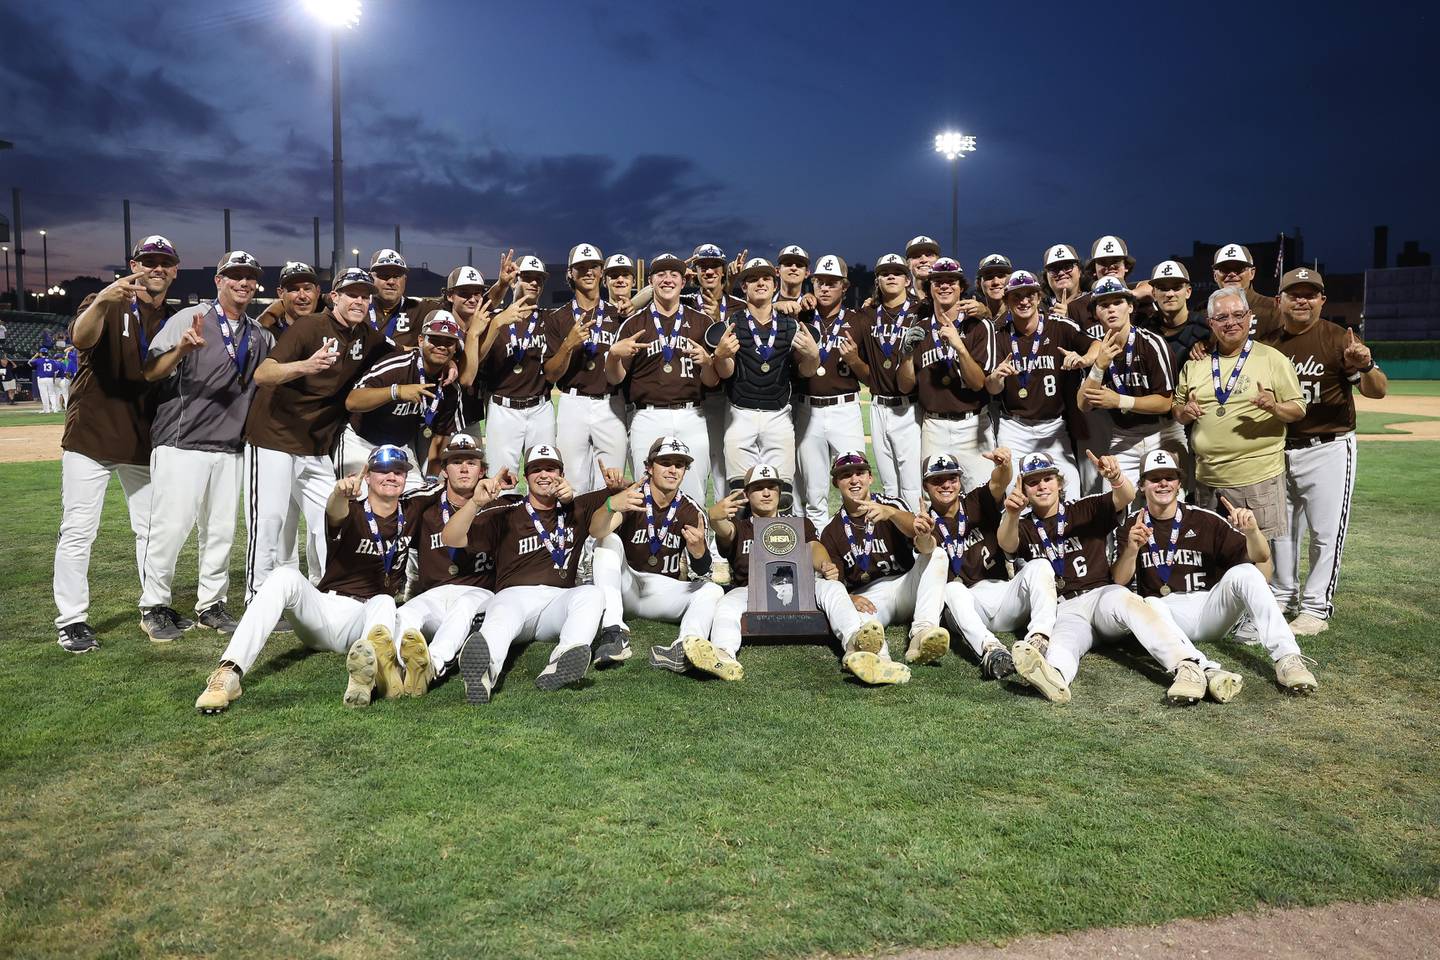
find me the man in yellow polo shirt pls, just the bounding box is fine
[1173,286,1305,537]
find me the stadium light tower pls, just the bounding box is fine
[304,0,362,283]
[39,229,49,288]
[934,131,977,258]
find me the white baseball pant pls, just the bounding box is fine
[724,404,796,485]
[996,415,1080,494]
[397,583,494,674]
[704,391,728,500]
[851,548,948,633]
[54,450,152,629]
[592,534,724,639]
[795,397,866,526]
[554,392,629,494]
[709,577,875,658]
[942,559,1058,657]
[217,567,396,675]
[1272,435,1356,621]
[476,584,605,677]
[1145,564,1300,664]
[629,406,710,507]
[869,399,922,510]
[139,446,240,613]
[1038,584,1206,684]
[338,427,424,491]
[58,378,72,407]
[244,443,336,601]
[37,377,59,413]
[485,398,556,479]
[921,409,994,494]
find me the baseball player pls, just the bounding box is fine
[1075,275,1180,486]
[986,270,1097,494]
[959,253,1010,320]
[194,444,416,714]
[905,235,941,301]
[57,346,78,408]
[1113,450,1314,696]
[54,235,180,653]
[1263,267,1388,636]
[603,254,642,316]
[139,251,274,640]
[1085,235,1154,318]
[698,463,898,685]
[545,243,628,494]
[1146,260,1212,373]
[856,253,924,508]
[774,245,812,310]
[899,257,996,492]
[1000,451,1218,705]
[368,249,421,347]
[588,436,723,668]
[1040,244,1088,323]
[818,450,951,670]
[30,349,60,412]
[342,312,466,481]
[922,450,1058,679]
[243,266,392,601]
[258,261,320,335]
[607,252,719,508]
[1212,244,1279,336]
[465,255,554,478]
[388,434,515,699]
[687,243,745,505]
[793,254,869,526]
[441,444,617,704]
[710,256,815,505]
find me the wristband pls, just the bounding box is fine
[1359,361,1377,373]
[391,384,399,401]
[1118,394,1136,412]
[606,496,614,512]
[1087,366,1104,383]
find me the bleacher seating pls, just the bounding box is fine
[1,312,73,359]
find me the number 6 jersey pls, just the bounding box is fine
[1013,493,1116,600]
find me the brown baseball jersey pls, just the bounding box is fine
[469,490,610,591]
[405,487,503,593]
[1082,323,1177,431]
[615,488,706,580]
[478,306,549,400]
[799,306,868,397]
[370,296,421,349]
[819,495,917,589]
[932,486,1005,587]
[61,296,172,466]
[857,299,921,397]
[544,300,622,396]
[1118,505,1248,597]
[993,312,1095,420]
[350,348,465,447]
[244,310,391,457]
[913,312,994,415]
[721,512,820,589]
[1262,319,1361,437]
[316,498,413,599]
[1015,494,1117,600]
[1247,289,1280,339]
[615,304,713,406]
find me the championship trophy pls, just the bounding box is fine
[740,517,831,643]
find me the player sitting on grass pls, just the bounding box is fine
[1000,451,1226,706]
[698,464,900,684]
[195,445,413,715]
[1112,450,1317,696]
[588,436,724,670]
[922,448,1058,680]
[817,451,950,677]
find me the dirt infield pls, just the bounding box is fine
[0,423,64,463]
[866,897,1439,960]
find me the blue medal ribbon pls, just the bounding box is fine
[1211,335,1253,409]
[523,499,570,569]
[507,307,542,366]
[213,305,252,383]
[841,498,878,574]
[929,309,960,377]
[1106,327,1138,395]
[745,311,777,362]
[876,299,910,361]
[650,303,683,367]
[573,298,605,358]
[369,302,404,340]
[1031,508,1068,580]
[1009,315,1046,391]
[643,481,682,560]
[415,353,440,430]
[440,497,462,569]
[132,302,150,361]
[817,307,846,368]
[1142,507,1183,589]
[931,506,967,576]
[362,499,405,580]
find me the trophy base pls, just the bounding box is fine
[740,611,832,645]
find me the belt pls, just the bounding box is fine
[634,401,698,411]
[491,394,545,410]
[804,393,859,407]
[562,388,612,399]
[1286,432,1345,450]
[925,409,980,422]
[871,395,914,408]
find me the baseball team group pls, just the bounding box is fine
[44,230,1387,713]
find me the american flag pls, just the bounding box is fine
[1275,233,1286,279]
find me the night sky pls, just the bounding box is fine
[2,0,1436,287]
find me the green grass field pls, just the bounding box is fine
[1,442,1438,959]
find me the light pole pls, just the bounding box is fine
[39,229,49,289]
[933,131,977,258]
[2,246,9,298]
[304,0,362,283]
[352,247,360,266]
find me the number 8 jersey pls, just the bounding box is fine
[992,311,1094,420]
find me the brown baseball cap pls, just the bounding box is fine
[1279,267,1325,293]
[437,432,485,463]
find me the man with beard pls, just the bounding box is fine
[589,436,723,669]
[194,445,414,714]
[258,261,320,335]
[922,450,1057,678]
[243,267,392,601]
[545,243,628,494]
[855,253,924,509]
[1113,450,1313,696]
[54,235,180,653]
[368,248,421,347]
[139,251,273,640]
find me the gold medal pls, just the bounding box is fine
[1216,405,1227,417]
[663,362,674,374]
[448,563,460,576]
[761,362,771,373]
[860,572,870,583]
[512,364,523,375]
[815,365,826,377]
[883,359,893,370]
[942,375,953,386]
[422,427,433,438]
[1159,585,1172,596]
[1055,576,1067,591]
[586,360,597,371]
[647,556,658,567]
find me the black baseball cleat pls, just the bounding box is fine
[979,645,1016,681]
[141,606,185,643]
[458,631,494,705]
[197,602,239,635]
[592,626,632,667]
[535,645,591,691]
[57,622,100,654]
[648,638,688,673]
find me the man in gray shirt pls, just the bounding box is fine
[139,251,274,640]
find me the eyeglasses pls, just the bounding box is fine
[1209,310,1252,323]
[1045,263,1076,274]
[425,338,459,350]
